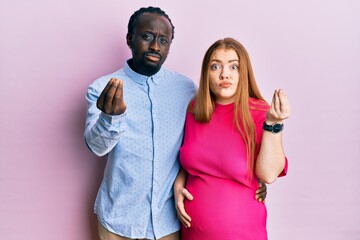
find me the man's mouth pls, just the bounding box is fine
[145,53,161,62]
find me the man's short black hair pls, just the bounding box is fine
[127,6,175,40]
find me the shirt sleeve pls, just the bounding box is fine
[84,83,126,156]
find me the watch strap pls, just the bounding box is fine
[263,121,284,133]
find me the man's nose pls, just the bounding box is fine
[149,38,160,52]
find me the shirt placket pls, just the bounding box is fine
[146,76,159,238]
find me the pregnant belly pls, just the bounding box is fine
[183,175,267,239]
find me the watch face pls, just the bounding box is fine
[272,123,284,133]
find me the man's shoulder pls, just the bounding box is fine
[161,68,196,93]
[162,68,193,83]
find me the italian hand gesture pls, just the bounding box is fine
[266,89,291,123]
[97,78,127,115]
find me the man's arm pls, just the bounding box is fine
[84,78,127,156]
[256,180,267,202]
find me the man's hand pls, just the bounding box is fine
[175,187,193,228]
[97,78,126,115]
[256,180,267,203]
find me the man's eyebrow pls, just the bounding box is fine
[143,30,170,38]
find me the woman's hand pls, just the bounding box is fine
[266,89,291,123]
[174,187,193,228]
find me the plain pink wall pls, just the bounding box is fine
[1,0,359,239]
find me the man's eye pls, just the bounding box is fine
[159,37,169,44]
[143,34,153,41]
[210,64,221,70]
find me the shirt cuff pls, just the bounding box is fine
[99,111,127,125]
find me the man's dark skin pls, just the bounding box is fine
[96,13,172,116]
[94,11,267,235]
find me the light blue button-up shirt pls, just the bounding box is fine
[84,61,196,239]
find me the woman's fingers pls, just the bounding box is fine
[274,89,280,113]
[182,188,194,201]
[175,188,193,227]
[279,90,291,118]
[267,89,291,122]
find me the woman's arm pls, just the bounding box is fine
[255,89,291,184]
[174,167,193,227]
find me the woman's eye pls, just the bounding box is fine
[210,64,221,70]
[231,65,239,70]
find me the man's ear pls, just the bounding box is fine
[126,34,132,49]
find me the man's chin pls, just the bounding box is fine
[142,63,161,76]
[144,58,162,66]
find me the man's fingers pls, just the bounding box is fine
[97,79,115,109]
[104,79,120,107]
[256,191,267,199]
[256,181,267,202]
[112,80,124,106]
[100,78,126,115]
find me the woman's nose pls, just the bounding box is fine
[219,68,230,80]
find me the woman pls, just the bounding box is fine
[174,38,290,239]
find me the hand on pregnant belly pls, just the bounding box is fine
[175,187,194,228]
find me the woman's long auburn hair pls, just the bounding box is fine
[191,37,268,181]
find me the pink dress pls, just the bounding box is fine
[179,99,287,240]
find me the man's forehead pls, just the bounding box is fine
[136,13,172,33]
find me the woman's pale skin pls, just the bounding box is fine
[174,48,291,227]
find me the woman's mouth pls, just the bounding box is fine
[219,81,231,88]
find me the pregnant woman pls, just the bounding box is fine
[174,37,290,239]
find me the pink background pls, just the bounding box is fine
[1,0,359,239]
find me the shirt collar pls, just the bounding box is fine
[124,59,164,85]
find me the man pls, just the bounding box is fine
[84,6,266,240]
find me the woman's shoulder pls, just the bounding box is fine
[249,98,269,111]
[186,99,197,112]
[249,98,269,123]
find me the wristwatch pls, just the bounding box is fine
[263,121,284,133]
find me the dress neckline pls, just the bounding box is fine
[214,102,235,112]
